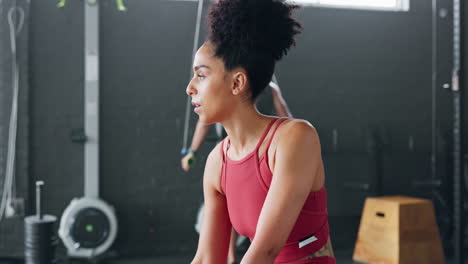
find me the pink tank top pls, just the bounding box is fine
[220,118,333,263]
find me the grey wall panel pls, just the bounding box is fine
[99,0,204,256]
[29,0,84,238]
[275,0,446,217]
[278,4,433,149]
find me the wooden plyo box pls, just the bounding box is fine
[353,196,445,264]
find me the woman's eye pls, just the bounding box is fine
[197,74,205,80]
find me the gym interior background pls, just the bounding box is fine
[0,0,467,263]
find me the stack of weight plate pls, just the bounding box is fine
[24,215,58,264]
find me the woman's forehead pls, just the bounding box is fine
[196,43,215,60]
[194,43,223,70]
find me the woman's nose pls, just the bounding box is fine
[186,80,197,96]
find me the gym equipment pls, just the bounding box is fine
[353,196,445,264]
[59,198,117,257]
[24,181,58,264]
[58,0,117,258]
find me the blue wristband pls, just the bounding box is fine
[181,148,197,156]
[187,149,196,155]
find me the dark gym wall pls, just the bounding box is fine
[3,0,454,258]
[28,0,208,257]
[99,0,210,256]
[28,0,85,238]
[277,0,454,247]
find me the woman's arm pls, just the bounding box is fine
[269,82,292,118]
[241,120,323,264]
[192,143,232,264]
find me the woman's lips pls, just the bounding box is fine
[192,102,202,113]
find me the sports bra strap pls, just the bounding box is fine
[254,118,280,150]
[220,139,226,163]
[225,118,278,154]
[221,118,287,161]
[264,118,289,151]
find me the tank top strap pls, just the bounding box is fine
[264,117,289,151]
[254,118,280,150]
[220,138,226,163]
[223,118,278,157]
[220,138,227,195]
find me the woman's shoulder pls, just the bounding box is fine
[204,139,227,194]
[278,118,318,137]
[272,118,320,150]
[207,137,227,165]
[271,118,321,164]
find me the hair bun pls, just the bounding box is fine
[208,0,302,62]
[206,0,302,101]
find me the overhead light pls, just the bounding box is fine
[291,0,410,11]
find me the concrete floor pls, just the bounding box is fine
[0,249,358,264]
[1,248,465,264]
[96,249,356,264]
[76,248,465,264]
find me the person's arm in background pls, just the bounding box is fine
[181,119,211,172]
[269,81,292,118]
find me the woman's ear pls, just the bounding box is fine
[231,70,248,96]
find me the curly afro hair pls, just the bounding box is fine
[207,0,302,101]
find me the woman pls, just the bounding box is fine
[183,80,292,264]
[187,0,335,263]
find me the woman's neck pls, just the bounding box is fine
[221,104,273,158]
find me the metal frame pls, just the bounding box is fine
[84,0,100,199]
[59,1,117,258]
[451,0,464,263]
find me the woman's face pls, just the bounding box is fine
[186,42,235,124]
